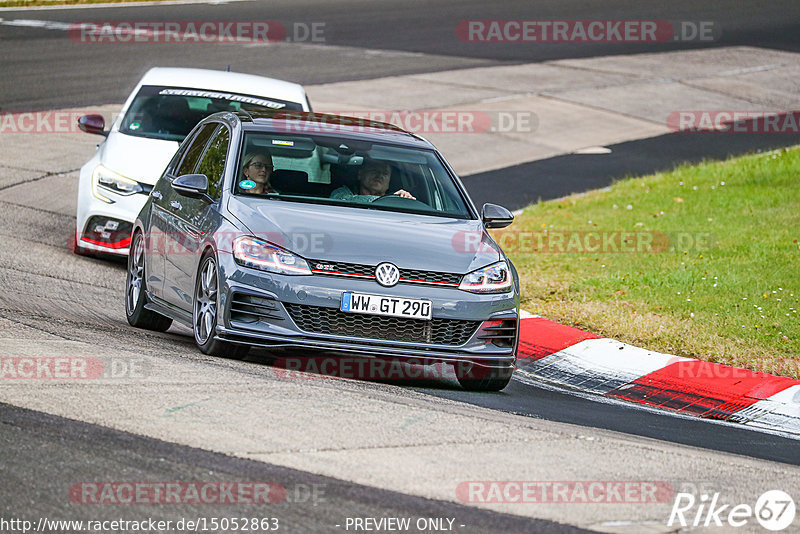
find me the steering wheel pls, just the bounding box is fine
[371,194,429,209]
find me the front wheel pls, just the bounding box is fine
[193,253,249,360]
[455,362,513,392]
[125,231,172,332]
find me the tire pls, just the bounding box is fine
[455,362,513,392]
[193,252,249,360]
[125,231,173,332]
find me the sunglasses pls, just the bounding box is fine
[248,162,273,170]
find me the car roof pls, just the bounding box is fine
[138,67,307,105]
[236,111,435,149]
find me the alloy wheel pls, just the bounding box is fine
[194,257,218,344]
[126,233,145,314]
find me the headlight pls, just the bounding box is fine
[233,236,312,275]
[459,261,512,294]
[92,164,142,202]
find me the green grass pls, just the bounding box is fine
[502,146,800,377]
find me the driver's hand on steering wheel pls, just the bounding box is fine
[392,189,416,200]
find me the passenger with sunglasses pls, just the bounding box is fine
[241,152,276,194]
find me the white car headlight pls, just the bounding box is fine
[233,236,312,275]
[92,164,142,203]
[459,261,512,294]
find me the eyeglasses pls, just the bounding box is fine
[248,162,273,170]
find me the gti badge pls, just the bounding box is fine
[375,262,400,287]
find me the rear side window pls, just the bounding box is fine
[197,126,230,200]
[176,123,217,177]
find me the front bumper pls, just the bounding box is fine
[215,252,519,370]
[217,322,517,370]
[76,172,151,256]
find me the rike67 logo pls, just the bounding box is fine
[669,490,796,531]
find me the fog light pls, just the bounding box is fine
[81,217,133,249]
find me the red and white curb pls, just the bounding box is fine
[516,314,800,437]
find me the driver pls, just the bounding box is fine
[330,160,415,203]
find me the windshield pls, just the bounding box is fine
[235,132,472,218]
[119,85,304,142]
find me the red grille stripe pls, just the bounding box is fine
[311,270,372,278]
[398,278,459,286]
[311,270,460,286]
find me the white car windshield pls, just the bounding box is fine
[120,85,304,141]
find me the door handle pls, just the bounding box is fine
[170,201,182,210]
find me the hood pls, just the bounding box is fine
[228,198,501,274]
[99,131,180,185]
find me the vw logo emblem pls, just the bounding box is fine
[375,262,400,287]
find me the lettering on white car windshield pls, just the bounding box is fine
[158,88,287,110]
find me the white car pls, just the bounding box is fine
[75,67,311,255]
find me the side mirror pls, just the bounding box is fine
[172,173,212,202]
[77,114,107,137]
[481,203,514,229]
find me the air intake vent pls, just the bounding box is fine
[229,293,283,324]
[477,319,517,348]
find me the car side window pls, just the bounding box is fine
[196,125,230,200]
[175,123,217,177]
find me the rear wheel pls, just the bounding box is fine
[193,253,249,360]
[125,231,172,331]
[455,362,513,392]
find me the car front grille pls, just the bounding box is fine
[284,303,480,346]
[307,259,462,287]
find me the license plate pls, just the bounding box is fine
[340,292,432,320]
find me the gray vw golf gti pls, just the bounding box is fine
[126,111,520,391]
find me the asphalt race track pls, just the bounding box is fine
[2,0,800,110]
[464,127,800,209]
[2,1,800,532]
[1,403,583,534]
